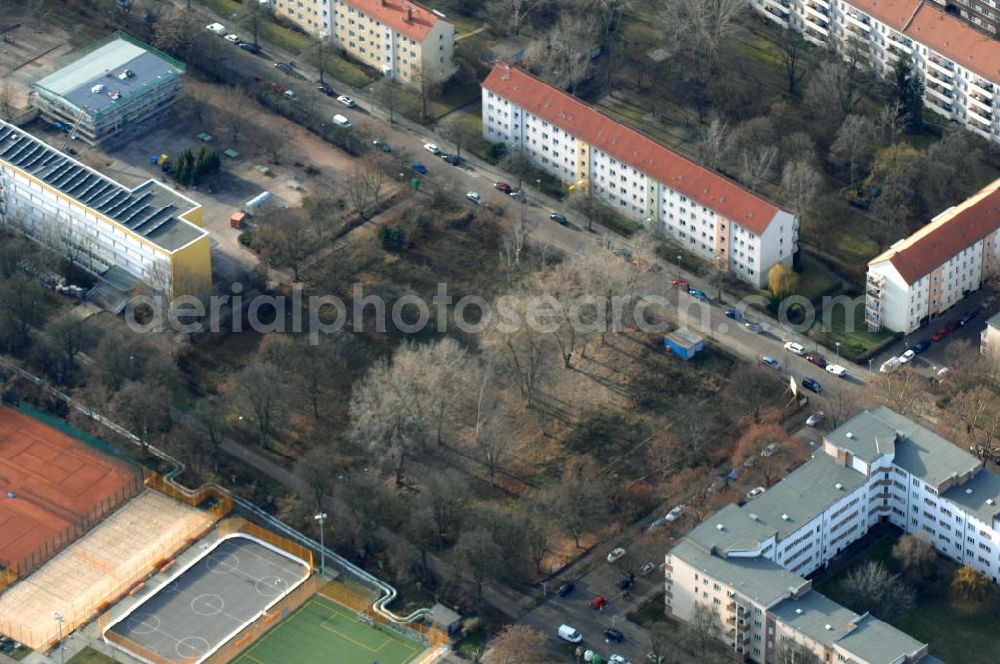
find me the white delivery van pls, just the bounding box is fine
[558,624,583,643]
[879,356,901,373]
[333,114,353,128]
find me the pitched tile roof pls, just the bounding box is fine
[869,178,1000,284]
[482,63,786,235]
[847,0,922,32]
[905,3,1000,84]
[341,0,443,43]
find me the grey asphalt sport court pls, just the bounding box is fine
[106,535,311,663]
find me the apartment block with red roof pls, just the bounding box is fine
[330,0,455,86]
[865,178,1000,332]
[272,0,333,37]
[481,63,799,288]
[750,0,1000,143]
[927,0,1000,38]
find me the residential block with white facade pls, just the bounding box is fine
[750,0,1000,144]
[865,177,1000,332]
[481,63,798,288]
[0,121,212,298]
[667,406,1000,663]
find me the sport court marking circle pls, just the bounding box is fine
[191,593,226,616]
[206,553,239,574]
[162,581,181,594]
[254,576,289,598]
[176,636,211,659]
[126,614,161,635]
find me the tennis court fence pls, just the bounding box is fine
[143,470,233,521]
[317,581,449,649]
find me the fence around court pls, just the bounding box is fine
[143,470,233,521]
[317,580,450,649]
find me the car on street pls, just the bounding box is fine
[282,89,298,100]
[960,309,980,326]
[274,62,292,72]
[784,341,806,356]
[550,212,569,225]
[423,142,441,155]
[761,443,778,457]
[509,190,526,202]
[336,95,356,107]
[639,561,656,576]
[410,162,428,174]
[665,505,684,521]
[744,321,764,333]
[761,356,781,370]
[316,82,334,95]
[607,547,626,563]
[806,411,825,427]
[724,309,743,321]
[945,319,961,334]
[224,33,241,43]
[806,352,827,368]
[826,364,847,377]
[442,154,460,165]
[590,596,609,610]
[558,625,583,644]
[912,339,932,354]
[899,349,916,363]
[604,628,624,643]
[802,377,823,394]
[617,576,633,591]
[206,23,226,34]
[687,289,709,302]
[494,181,512,194]
[609,655,631,664]
[931,328,949,342]
[372,139,391,152]
[239,42,260,53]
[466,191,481,204]
[938,367,951,379]
[557,581,574,597]
[746,486,766,500]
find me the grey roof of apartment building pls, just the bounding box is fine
[987,311,1000,331]
[827,407,980,489]
[687,455,867,554]
[0,121,204,252]
[670,540,810,608]
[942,466,1000,525]
[771,591,858,649]
[834,612,927,664]
[33,34,183,119]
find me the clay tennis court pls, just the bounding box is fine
[0,407,141,572]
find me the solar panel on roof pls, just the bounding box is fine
[96,190,129,213]
[82,182,114,205]
[108,191,152,220]
[120,204,153,227]
[140,215,176,238]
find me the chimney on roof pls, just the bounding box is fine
[407,7,413,22]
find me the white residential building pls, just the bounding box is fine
[750,0,1000,144]
[481,63,799,288]
[982,311,1000,357]
[272,0,332,37]
[865,178,1000,332]
[668,406,1000,663]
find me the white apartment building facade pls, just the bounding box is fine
[272,0,332,37]
[668,406,1000,663]
[0,121,211,297]
[865,178,1000,332]
[750,0,1000,144]
[481,64,798,288]
[983,312,1000,356]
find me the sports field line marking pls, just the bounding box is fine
[318,613,391,653]
[313,595,422,657]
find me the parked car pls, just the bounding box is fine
[442,154,460,165]
[746,487,766,501]
[912,340,932,354]
[805,352,827,368]
[724,309,743,321]
[761,356,781,370]
[466,191,481,204]
[372,139,391,152]
[937,367,951,379]
[316,82,335,95]
[931,328,949,342]
[239,42,260,53]
[665,505,684,521]
[336,95,356,107]
[826,363,847,377]
[607,547,626,563]
[617,576,633,591]
[509,190,526,202]
[274,62,293,72]
[960,309,980,326]
[806,411,826,427]
[899,349,916,364]
[550,212,569,225]
[282,89,298,100]
[423,142,441,155]
[761,443,778,458]
[557,582,575,597]
[784,341,806,356]
[639,561,656,576]
[224,33,241,44]
[945,319,961,334]
[880,357,902,373]
[411,162,428,174]
[590,596,609,610]
[744,321,764,333]
[604,628,624,643]
[687,289,709,302]
[206,22,227,34]
[609,655,631,664]
[332,114,353,128]
[558,625,583,644]
[802,377,823,393]
[494,181,512,194]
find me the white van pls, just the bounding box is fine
[879,356,901,373]
[332,114,353,128]
[558,624,582,643]
[206,23,227,35]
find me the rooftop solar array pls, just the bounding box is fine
[0,122,205,252]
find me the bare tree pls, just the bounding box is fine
[239,2,268,47]
[304,36,331,83]
[660,0,745,66]
[684,602,722,653]
[254,125,287,165]
[778,31,810,96]
[485,0,544,36]
[892,531,936,583]
[829,114,879,186]
[114,382,172,453]
[234,362,287,449]
[214,86,251,144]
[841,560,915,621]
[776,639,821,664]
[780,160,822,222]
[345,155,387,220]
[741,144,778,192]
[437,115,477,163]
[697,117,730,170]
[488,626,554,664]
[373,78,401,124]
[454,526,503,603]
[865,368,926,415]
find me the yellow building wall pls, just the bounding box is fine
[170,235,213,298]
[180,205,204,228]
[575,140,590,187]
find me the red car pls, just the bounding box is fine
[945,320,961,333]
[805,352,827,368]
[590,596,608,610]
[931,328,949,342]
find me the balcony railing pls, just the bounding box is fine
[970,92,993,112]
[926,67,954,87]
[926,84,953,103]
[926,55,954,76]
[971,78,995,96]
[968,104,994,125]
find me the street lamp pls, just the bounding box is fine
[869,358,874,374]
[536,178,541,192]
[54,612,64,664]
[314,512,328,578]
[835,342,841,359]
[676,254,682,276]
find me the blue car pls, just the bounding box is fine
[411,161,427,174]
[911,340,932,354]
[724,309,743,321]
[802,377,823,394]
[688,289,709,302]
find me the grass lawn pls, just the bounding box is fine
[815,536,1000,664]
[795,253,843,303]
[810,298,899,362]
[233,594,424,664]
[66,647,117,664]
[200,0,310,54]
